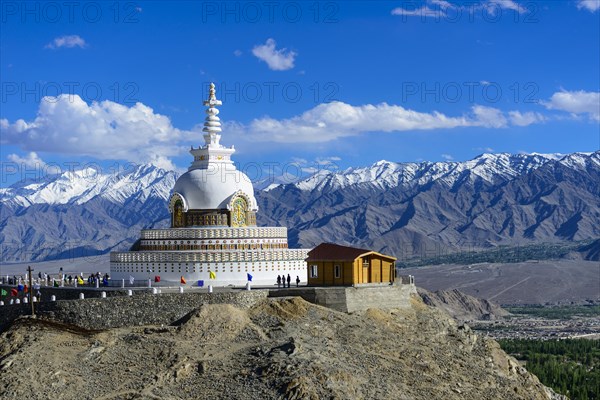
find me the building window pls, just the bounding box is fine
[310,265,318,278]
[334,264,341,279]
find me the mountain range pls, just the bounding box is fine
[1,151,598,262]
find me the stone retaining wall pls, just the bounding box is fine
[0,303,32,332]
[1,284,416,332]
[0,290,267,332]
[269,284,417,312]
[344,284,416,312]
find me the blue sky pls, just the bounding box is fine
[1,0,599,186]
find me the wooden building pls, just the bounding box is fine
[306,243,396,286]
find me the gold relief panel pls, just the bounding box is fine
[230,196,248,227]
[173,199,185,228]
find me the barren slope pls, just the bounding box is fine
[0,297,563,400]
[418,288,510,321]
[405,260,600,305]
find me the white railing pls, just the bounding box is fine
[140,226,287,240]
[110,248,309,263]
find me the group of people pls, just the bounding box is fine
[276,274,301,288]
[57,272,111,287]
[19,270,112,287]
[86,272,110,286]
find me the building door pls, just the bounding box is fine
[362,258,370,283]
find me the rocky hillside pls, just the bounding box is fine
[569,238,600,261]
[1,152,598,261]
[0,164,175,261]
[260,151,600,258]
[418,288,511,321]
[0,297,564,400]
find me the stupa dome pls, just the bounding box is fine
[172,167,257,211]
[169,83,258,227]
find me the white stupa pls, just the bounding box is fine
[110,84,309,286]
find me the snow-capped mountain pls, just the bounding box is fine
[0,164,176,208]
[1,152,598,262]
[0,164,177,262]
[259,151,600,258]
[274,152,586,193]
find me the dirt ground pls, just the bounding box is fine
[403,260,600,305]
[0,296,564,400]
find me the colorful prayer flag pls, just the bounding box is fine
[129,275,135,285]
[209,270,216,280]
[247,273,253,282]
[10,288,18,297]
[180,276,187,284]
[17,284,24,292]
[1,289,7,296]
[77,276,84,285]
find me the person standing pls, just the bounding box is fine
[277,275,281,288]
[295,276,300,287]
[286,274,291,288]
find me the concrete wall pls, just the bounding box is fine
[0,290,267,332]
[344,284,416,313]
[269,284,417,313]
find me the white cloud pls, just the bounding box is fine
[7,152,46,168]
[45,35,87,49]
[431,0,454,6]
[542,90,600,121]
[577,0,600,12]
[1,94,553,164]
[471,105,508,128]
[233,49,243,57]
[441,154,454,161]
[391,5,444,17]
[508,111,546,126]
[228,101,469,143]
[392,0,527,18]
[315,156,342,167]
[485,0,527,14]
[252,38,296,71]
[288,156,341,174]
[227,101,541,143]
[0,95,193,168]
